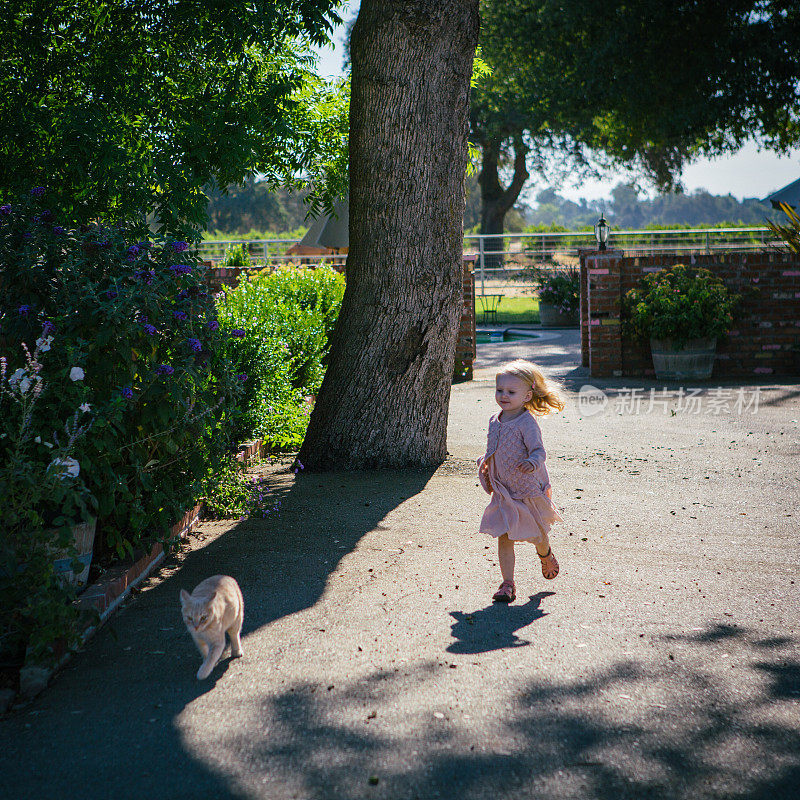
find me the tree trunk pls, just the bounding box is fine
[298,0,480,470]
[478,135,529,267]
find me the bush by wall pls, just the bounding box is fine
[215,265,345,449]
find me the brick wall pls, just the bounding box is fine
[580,249,800,378]
[454,257,477,382]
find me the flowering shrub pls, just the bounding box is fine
[0,334,97,666]
[0,190,242,564]
[621,263,742,348]
[201,459,283,520]
[527,265,580,315]
[216,265,345,448]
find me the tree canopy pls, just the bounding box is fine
[472,0,800,234]
[0,0,345,235]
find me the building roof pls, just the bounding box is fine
[765,177,800,209]
[297,196,349,250]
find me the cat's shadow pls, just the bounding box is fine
[447,591,555,654]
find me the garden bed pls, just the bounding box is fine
[2,439,272,709]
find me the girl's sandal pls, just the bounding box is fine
[539,548,559,580]
[492,580,516,603]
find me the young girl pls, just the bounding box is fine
[477,359,566,603]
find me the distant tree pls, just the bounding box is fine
[205,180,313,235]
[525,184,779,229]
[472,0,800,243]
[0,0,343,236]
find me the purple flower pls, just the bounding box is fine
[18,304,31,315]
[143,323,157,336]
[187,338,202,352]
[53,226,65,235]
[237,373,248,382]
[31,187,46,197]
[135,269,154,284]
[230,328,246,338]
[127,245,140,256]
[206,320,220,331]
[41,320,55,335]
[171,241,189,252]
[173,311,188,321]
[121,387,134,399]
[0,204,11,215]
[155,364,174,376]
[105,290,119,300]
[176,289,189,300]
[171,263,192,275]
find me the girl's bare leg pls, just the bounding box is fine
[535,532,552,558]
[498,533,515,582]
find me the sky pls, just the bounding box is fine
[312,5,800,206]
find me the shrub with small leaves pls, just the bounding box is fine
[216,264,345,448]
[526,265,580,315]
[621,263,742,348]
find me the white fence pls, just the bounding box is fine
[197,227,779,294]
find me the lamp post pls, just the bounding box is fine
[594,213,609,251]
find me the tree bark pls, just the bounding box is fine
[478,135,529,267]
[298,0,480,470]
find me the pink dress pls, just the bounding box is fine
[477,410,564,545]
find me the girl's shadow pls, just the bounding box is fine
[447,591,555,654]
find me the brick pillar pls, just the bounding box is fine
[584,249,624,377]
[578,248,592,368]
[454,257,477,382]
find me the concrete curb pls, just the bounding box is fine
[17,502,204,702]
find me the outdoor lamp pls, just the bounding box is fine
[594,214,609,251]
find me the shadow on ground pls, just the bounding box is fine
[0,468,435,799]
[192,623,800,800]
[447,591,555,653]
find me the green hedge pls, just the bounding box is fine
[215,265,345,449]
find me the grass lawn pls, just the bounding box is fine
[475,295,540,325]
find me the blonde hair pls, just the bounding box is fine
[496,359,567,416]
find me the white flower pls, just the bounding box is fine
[69,367,85,381]
[50,457,80,479]
[9,368,25,385]
[19,377,31,394]
[79,402,91,413]
[35,335,53,352]
[34,436,42,443]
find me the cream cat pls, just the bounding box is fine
[180,575,244,680]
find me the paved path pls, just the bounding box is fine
[2,334,799,800]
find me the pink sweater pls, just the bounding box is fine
[477,410,552,499]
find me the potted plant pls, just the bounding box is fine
[621,263,742,380]
[528,265,580,326]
